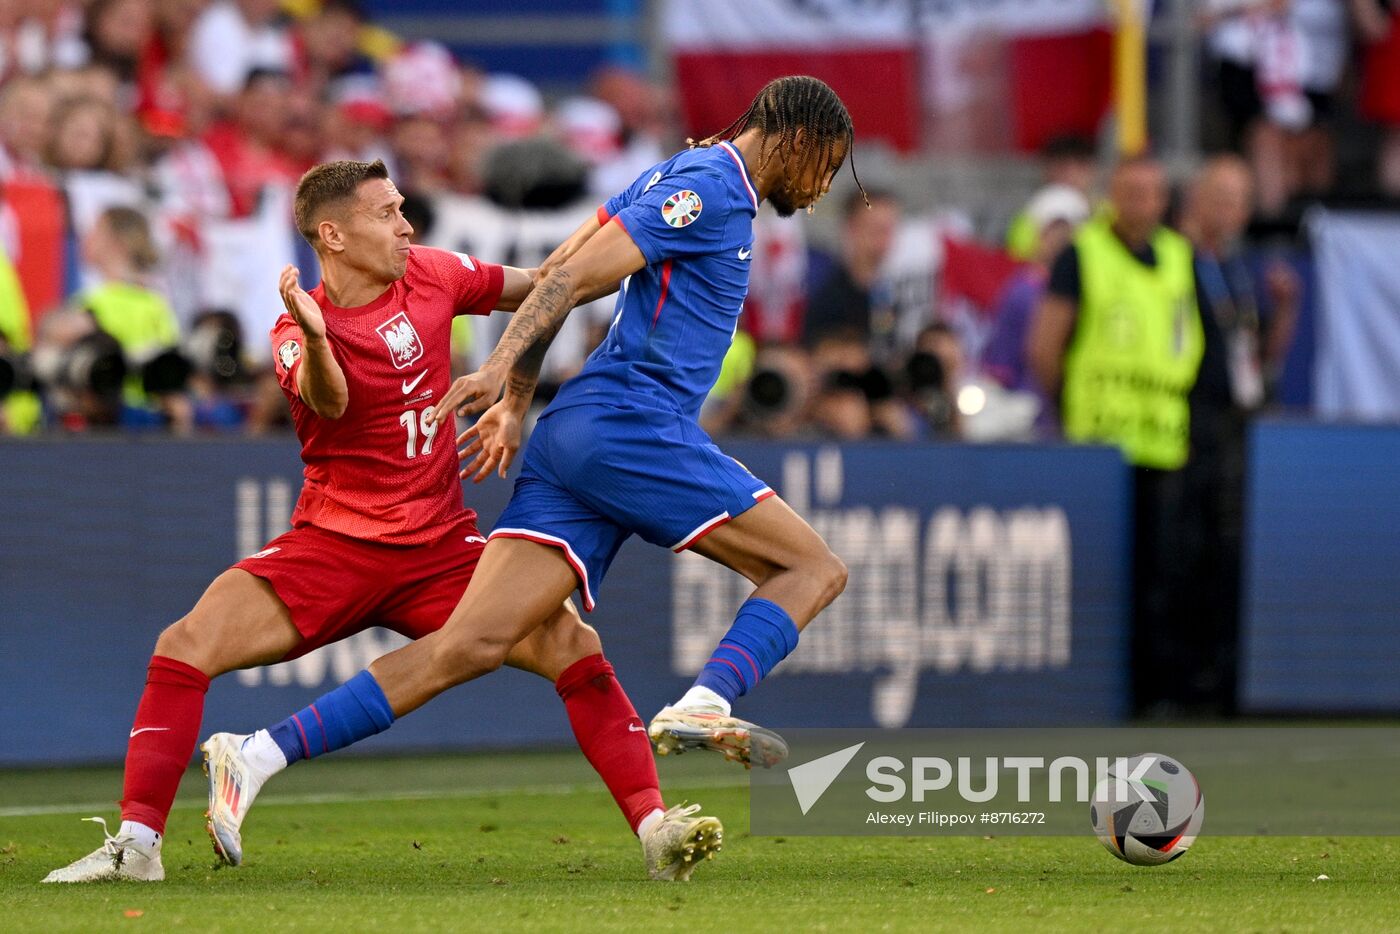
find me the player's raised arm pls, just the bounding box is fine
[432,221,646,422]
[279,264,349,419]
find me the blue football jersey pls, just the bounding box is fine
[543,141,759,420]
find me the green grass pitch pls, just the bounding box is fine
[2,749,1397,932]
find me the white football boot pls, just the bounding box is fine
[648,706,789,769]
[41,817,164,883]
[641,803,723,881]
[201,732,275,866]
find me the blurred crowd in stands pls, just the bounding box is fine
[0,0,1397,447]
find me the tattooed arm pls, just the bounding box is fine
[501,315,565,412]
[432,221,646,423]
[453,318,567,483]
[493,270,620,422]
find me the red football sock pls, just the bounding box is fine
[555,654,665,833]
[119,655,211,834]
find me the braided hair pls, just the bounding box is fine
[690,75,867,211]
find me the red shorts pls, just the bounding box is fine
[233,517,485,661]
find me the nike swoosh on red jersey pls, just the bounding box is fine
[402,371,427,394]
[129,727,170,738]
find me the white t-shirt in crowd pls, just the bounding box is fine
[187,1,293,95]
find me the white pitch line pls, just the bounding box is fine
[0,776,749,819]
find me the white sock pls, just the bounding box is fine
[675,685,731,716]
[118,821,161,850]
[242,729,290,777]
[636,808,665,840]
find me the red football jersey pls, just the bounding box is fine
[271,246,505,545]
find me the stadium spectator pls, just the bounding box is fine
[811,370,873,440]
[982,183,1090,433]
[390,114,451,196]
[47,60,124,108]
[1028,156,1204,713]
[481,72,545,141]
[1005,135,1097,261]
[291,0,373,95]
[279,85,327,174]
[1287,0,1349,205]
[0,1,87,77]
[187,0,293,98]
[46,92,145,255]
[381,40,460,119]
[78,206,180,393]
[1205,0,1350,217]
[803,189,900,350]
[321,82,396,168]
[149,64,232,223]
[179,309,251,432]
[1177,153,1300,712]
[588,66,669,199]
[204,69,303,217]
[443,112,494,196]
[555,96,623,169]
[1357,0,1400,195]
[46,93,122,171]
[1181,155,1299,416]
[0,73,55,178]
[82,0,155,85]
[150,0,205,63]
[135,0,207,135]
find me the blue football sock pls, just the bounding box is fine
[268,670,395,765]
[694,598,800,705]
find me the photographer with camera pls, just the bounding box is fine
[179,310,251,432]
[2,205,193,432]
[76,205,187,426]
[24,309,130,430]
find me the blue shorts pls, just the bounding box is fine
[489,402,773,610]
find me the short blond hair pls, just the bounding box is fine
[100,206,160,272]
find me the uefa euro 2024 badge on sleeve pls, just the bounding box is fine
[662,190,702,228]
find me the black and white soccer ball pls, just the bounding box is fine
[1089,753,1204,866]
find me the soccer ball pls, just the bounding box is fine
[1089,752,1204,865]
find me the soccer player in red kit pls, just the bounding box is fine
[44,160,719,884]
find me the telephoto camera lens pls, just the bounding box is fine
[66,332,128,398]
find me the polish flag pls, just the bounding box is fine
[663,0,1115,157]
[920,0,1113,153]
[663,0,921,153]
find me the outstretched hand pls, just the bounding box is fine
[431,365,507,426]
[457,399,523,483]
[278,265,326,341]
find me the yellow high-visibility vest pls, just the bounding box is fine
[1062,218,1203,470]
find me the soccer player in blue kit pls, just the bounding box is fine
[443,75,860,768]
[227,78,858,867]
